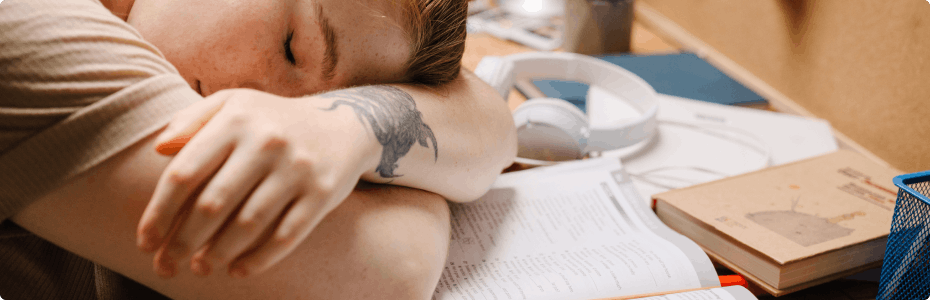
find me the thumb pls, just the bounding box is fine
[155,96,226,156]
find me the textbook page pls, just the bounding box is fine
[635,286,758,300]
[432,158,718,300]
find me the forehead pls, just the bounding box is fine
[309,0,412,87]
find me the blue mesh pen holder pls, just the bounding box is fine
[878,170,930,300]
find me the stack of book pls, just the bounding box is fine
[654,150,900,295]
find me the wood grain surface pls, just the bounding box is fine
[636,0,930,172]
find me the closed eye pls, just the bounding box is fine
[285,31,296,65]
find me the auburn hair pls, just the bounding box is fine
[399,0,468,86]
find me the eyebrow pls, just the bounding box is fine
[315,4,339,81]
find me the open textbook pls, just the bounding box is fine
[432,158,757,300]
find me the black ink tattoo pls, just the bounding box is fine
[319,85,438,178]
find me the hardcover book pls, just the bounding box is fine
[654,150,901,295]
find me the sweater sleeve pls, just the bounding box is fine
[0,0,203,221]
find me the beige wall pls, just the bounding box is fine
[639,0,930,172]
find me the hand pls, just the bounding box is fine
[137,88,379,279]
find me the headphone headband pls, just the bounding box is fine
[475,52,659,155]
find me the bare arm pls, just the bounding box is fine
[137,70,515,278]
[156,70,516,202]
[329,70,518,202]
[11,132,452,300]
[157,69,517,203]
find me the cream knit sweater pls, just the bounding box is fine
[0,0,202,221]
[1,0,201,298]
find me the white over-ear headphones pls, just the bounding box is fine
[474,52,659,166]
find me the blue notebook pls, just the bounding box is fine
[532,53,766,111]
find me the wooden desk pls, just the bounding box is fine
[460,20,880,300]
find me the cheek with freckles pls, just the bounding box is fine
[130,0,292,94]
[194,28,288,94]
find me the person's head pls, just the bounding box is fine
[397,0,467,86]
[125,0,466,97]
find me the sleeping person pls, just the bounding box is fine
[0,0,517,299]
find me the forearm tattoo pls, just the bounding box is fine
[318,85,438,178]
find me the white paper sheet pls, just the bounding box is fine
[587,90,837,203]
[432,158,718,300]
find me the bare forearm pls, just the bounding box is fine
[12,132,451,300]
[313,69,517,202]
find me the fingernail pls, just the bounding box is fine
[191,258,211,277]
[229,266,249,278]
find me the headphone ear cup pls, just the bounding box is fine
[513,98,590,163]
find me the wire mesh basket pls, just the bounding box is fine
[878,170,930,300]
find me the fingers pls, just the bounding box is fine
[218,156,355,278]
[149,194,197,278]
[137,88,371,279]
[189,170,299,277]
[227,196,329,278]
[155,96,226,155]
[137,119,237,256]
[158,136,285,277]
